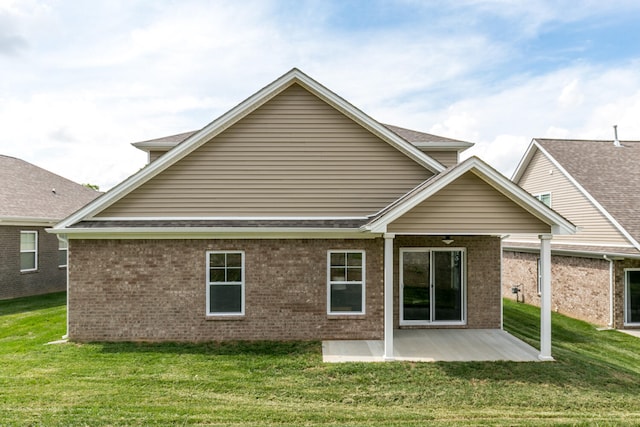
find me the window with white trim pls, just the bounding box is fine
[535,192,551,207]
[20,231,38,272]
[58,238,68,268]
[206,251,244,315]
[328,250,365,314]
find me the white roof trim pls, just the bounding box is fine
[86,216,369,221]
[511,139,537,182]
[366,156,576,235]
[519,140,640,251]
[0,216,59,226]
[49,227,376,240]
[54,68,443,230]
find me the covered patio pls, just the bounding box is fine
[322,329,540,362]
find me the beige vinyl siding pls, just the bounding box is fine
[388,171,551,234]
[149,151,168,163]
[421,151,457,167]
[98,84,432,218]
[515,149,629,245]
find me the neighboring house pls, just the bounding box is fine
[503,137,640,330]
[50,69,574,359]
[0,155,100,299]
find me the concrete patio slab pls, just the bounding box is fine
[619,329,640,338]
[322,329,541,363]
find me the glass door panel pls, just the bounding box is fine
[626,270,640,324]
[401,251,430,321]
[432,250,463,322]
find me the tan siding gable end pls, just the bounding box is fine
[515,149,629,245]
[98,84,433,218]
[388,171,551,234]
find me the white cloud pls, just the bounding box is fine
[1,0,640,190]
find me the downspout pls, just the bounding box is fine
[603,255,615,329]
[55,233,69,340]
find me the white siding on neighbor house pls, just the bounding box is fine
[388,171,551,234]
[97,84,433,218]
[512,149,630,245]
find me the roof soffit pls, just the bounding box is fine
[55,68,444,229]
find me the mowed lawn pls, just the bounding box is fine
[2,293,640,426]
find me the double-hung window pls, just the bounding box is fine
[20,231,38,272]
[328,250,365,314]
[206,251,244,316]
[58,238,68,268]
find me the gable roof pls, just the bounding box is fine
[55,68,446,230]
[513,138,640,249]
[365,156,575,235]
[0,155,101,224]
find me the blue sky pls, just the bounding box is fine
[1,0,640,189]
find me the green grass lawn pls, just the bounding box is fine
[2,293,640,426]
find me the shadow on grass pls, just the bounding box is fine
[96,340,322,357]
[0,291,66,317]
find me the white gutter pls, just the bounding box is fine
[603,255,624,329]
[55,233,70,340]
[604,255,614,328]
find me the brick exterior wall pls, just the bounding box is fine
[613,258,640,329]
[502,251,611,327]
[394,236,502,329]
[0,225,66,300]
[68,236,503,342]
[68,238,385,342]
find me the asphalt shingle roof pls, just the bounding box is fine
[0,155,101,220]
[536,138,640,243]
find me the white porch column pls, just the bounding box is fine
[539,234,553,361]
[383,233,395,360]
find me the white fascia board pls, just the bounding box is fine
[88,216,369,221]
[533,143,640,249]
[54,227,375,240]
[0,217,59,226]
[55,68,442,231]
[511,139,538,182]
[368,157,576,235]
[503,244,640,260]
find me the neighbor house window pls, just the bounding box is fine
[20,231,38,272]
[58,238,68,268]
[535,192,551,207]
[206,251,244,315]
[328,250,365,314]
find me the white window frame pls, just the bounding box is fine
[58,237,68,268]
[20,231,38,272]
[534,192,552,207]
[399,247,467,326]
[327,250,366,315]
[624,268,640,326]
[206,251,245,316]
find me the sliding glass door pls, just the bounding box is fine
[400,248,465,325]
